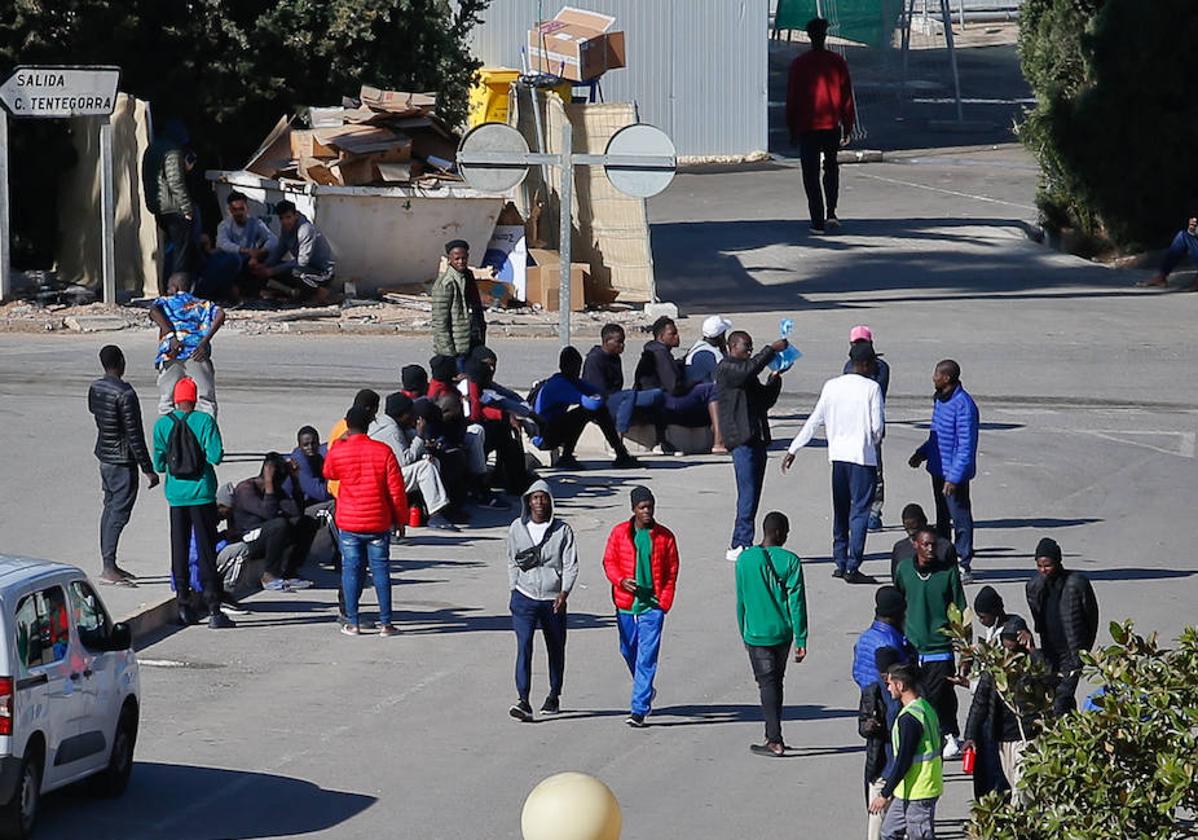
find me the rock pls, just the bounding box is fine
[643,301,678,320]
[64,315,129,333]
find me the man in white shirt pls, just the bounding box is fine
[781,342,884,584]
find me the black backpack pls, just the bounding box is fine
[166,413,206,479]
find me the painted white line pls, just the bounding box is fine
[1064,428,1197,459]
[913,97,1037,105]
[848,170,1037,212]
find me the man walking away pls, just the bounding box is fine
[894,525,967,758]
[150,271,224,417]
[142,118,196,293]
[843,326,890,530]
[785,17,855,233]
[1025,537,1099,715]
[602,487,680,728]
[323,407,408,637]
[431,239,486,364]
[151,376,232,628]
[782,342,884,583]
[717,330,788,563]
[870,662,944,840]
[506,480,579,722]
[88,345,160,586]
[909,359,979,583]
[735,512,807,757]
[890,503,956,580]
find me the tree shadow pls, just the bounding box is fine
[39,762,375,839]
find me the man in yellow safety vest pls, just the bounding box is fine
[868,662,944,839]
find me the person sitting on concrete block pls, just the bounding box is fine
[633,316,720,449]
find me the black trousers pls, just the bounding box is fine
[541,406,627,457]
[919,658,960,738]
[156,212,196,294]
[799,129,841,226]
[99,462,139,570]
[247,516,319,579]
[1043,648,1080,716]
[483,419,530,495]
[169,503,223,608]
[747,642,791,744]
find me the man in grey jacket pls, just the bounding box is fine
[369,392,457,531]
[260,200,336,301]
[507,479,578,721]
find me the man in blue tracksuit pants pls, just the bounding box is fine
[909,359,979,582]
[1141,215,1198,290]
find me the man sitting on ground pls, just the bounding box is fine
[1140,213,1198,290]
[370,392,457,530]
[215,190,276,297]
[228,453,318,592]
[257,200,336,302]
[462,351,534,496]
[290,426,332,509]
[400,364,429,400]
[532,346,637,470]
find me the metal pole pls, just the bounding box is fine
[940,0,965,122]
[0,113,9,302]
[557,119,573,347]
[98,116,117,304]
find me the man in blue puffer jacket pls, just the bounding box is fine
[909,359,979,583]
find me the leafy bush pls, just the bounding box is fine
[1017,0,1198,251]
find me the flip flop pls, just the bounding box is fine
[98,575,136,588]
[750,743,785,758]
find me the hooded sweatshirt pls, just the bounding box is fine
[266,213,334,275]
[507,480,579,601]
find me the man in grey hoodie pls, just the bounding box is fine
[507,479,578,721]
[260,200,336,302]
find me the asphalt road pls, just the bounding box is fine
[5,147,1198,839]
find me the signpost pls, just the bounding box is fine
[0,65,121,302]
[457,118,676,346]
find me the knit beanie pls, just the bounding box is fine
[1034,537,1062,564]
[630,486,655,508]
[875,586,905,619]
[973,585,1003,615]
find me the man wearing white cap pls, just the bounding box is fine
[843,326,890,531]
[685,315,732,386]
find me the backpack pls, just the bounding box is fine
[166,412,206,478]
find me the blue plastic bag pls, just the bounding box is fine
[768,318,802,373]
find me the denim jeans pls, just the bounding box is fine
[932,476,973,568]
[1160,229,1198,277]
[339,530,391,626]
[747,642,790,744]
[616,609,665,715]
[831,461,877,573]
[608,388,664,433]
[730,441,767,549]
[99,462,139,570]
[510,589,567,702]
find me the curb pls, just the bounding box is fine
[120,595,180,648]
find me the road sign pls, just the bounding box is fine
[0,65,120,119]
[457,119,677,345]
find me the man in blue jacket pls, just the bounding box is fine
[533,346,637,470]
[909,360,979,583]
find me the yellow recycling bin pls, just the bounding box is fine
[469,68,521,127]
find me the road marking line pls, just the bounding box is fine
[848,170,1037,212]
[1061,428,1197,459]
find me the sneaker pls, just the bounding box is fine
[540,695,561,715]
[555,454,584,470]
[378,624,399,638]
[284,578,314,591]
[626,713,646,728]
[942,734,962,760]
[725,546,744,564]
[959,566,974,585]
[340,623,361,637]
[261,575,291,592]
[868,514,883,532]
[826,213,841,230]
[845,570,878,585]
[208,611,235,629]
[612,453,640,469]
[177,605,199,626]
[219,598,251,616]
[509,699,534,722]
[831,568,845,579]
[426,513,460,532]
[809,224,826,234]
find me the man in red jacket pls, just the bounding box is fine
[323,406,408,637]
[603,486,680,727]
[785,17,856,234]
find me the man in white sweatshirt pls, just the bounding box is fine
[781,342,884,584]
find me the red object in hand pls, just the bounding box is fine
[408,505,423,527]
[962,745,977,774]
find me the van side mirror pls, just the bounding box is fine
[108,623,132,651]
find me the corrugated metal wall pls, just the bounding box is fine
[468,1,769,158]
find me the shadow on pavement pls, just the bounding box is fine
[392,607,616,634]
[645,703,857,728]
[975,567,1196,583]
[974,517,1102,529]
[39,761,375,839]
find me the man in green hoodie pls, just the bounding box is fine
[735,511,808,756]
[152,376,233,629]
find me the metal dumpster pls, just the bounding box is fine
[206,170,507,296]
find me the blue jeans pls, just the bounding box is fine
[510,589,567,702]
[1160,230,1198,277]
[616,609,665,715]
[831,461,877,573]
[608,388,664,433]
[731,441,767,549]
[932,476,973,569]
[339,530,391,625]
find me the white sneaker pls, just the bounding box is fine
[942,734,962,760]
[725,547,744,564]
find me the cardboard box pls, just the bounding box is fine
[314,125,412,160]
[290,129,339,160]
[527,6,626,82]
[359,85,437,115]
[526,248,587,311]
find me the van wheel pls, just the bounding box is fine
[91,707,138,798]
[0,747,42,840]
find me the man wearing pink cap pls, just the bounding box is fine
[843,326,890,531]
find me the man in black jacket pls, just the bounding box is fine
[716,331,788,562]
[228,453,319,592]
[88,345,159,586]
[1026,537,1099,715]
[634,317,718,434]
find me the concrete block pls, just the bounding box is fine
[643,302,678,320]
[64,315,129,333]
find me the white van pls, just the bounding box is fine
[0,556,140,839]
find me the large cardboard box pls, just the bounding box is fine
[290,129,338,160]
[527,6,626,83]
[526,248,587,311]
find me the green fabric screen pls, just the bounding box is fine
[775,0,903,49]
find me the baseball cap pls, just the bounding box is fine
[173,376,198,405]
[849,342,877,364]
[702,315,733,339]
[849,325,874,343]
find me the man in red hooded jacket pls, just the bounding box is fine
[603,486,680,727]
[323,406,408,637]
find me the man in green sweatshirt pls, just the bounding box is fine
[893,524,966,759]
[735,511,808,757]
